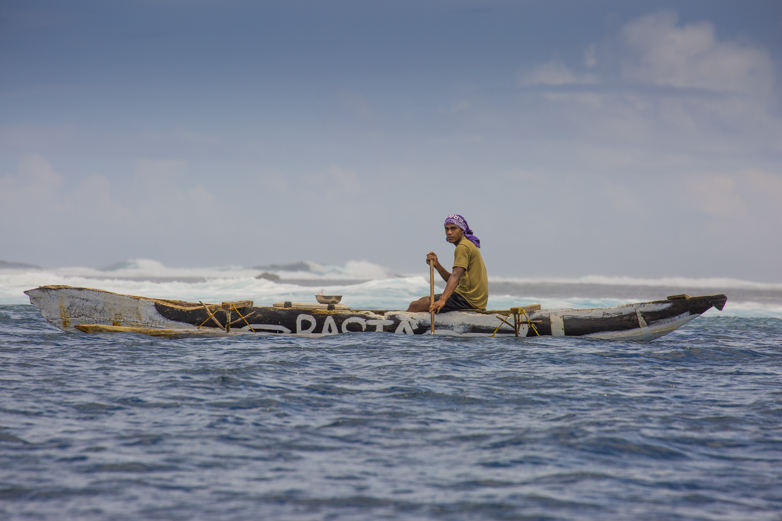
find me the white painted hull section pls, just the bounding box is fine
[25,287,190,332]
[385,311,520,337]
[583,313,697,341]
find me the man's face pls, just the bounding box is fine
[445,223,464,244]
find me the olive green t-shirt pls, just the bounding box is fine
[452,239,488,310]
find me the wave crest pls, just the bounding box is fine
[490,274,782,291]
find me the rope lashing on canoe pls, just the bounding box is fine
[519,308,540,336]
[230,304,255,332]
[197,302,256,332]
[198,301,224,329]
[490,308,541,338]
[491,314,513,337]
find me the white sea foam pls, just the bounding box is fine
[704,300,782,319]
[487,274,782,291]
[6,257,781,289]
[489,295,782,319]
[3,259,781,318]
[266,260,396,280]
[18,258,396,282]
[0,267,417,308]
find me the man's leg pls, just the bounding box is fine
[408,292,473,313]
[407,296,431,312]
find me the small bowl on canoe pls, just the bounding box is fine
[315,294,342,305]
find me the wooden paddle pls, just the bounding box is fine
[429,258,435,334]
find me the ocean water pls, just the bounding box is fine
[1,260,781,520]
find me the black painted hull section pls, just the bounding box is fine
[532,294,727,337]
[152,294,728,338]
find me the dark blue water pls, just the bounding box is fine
[1,305,781,520]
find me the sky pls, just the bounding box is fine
[1,0,781,281]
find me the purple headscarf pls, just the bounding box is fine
[444,214,480,249]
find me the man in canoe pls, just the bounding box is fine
[407,214,489,313]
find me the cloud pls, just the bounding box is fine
[620,11,774,97]
[306,164,361,199]
[327,164,361,193]
[681,173,748,219]
[18,154,63,190]
[504,9,782,278]
[142,129,223,147]
[682,169,782,222]
[137,158,189,178]
[129,160,216,230]
[601,181,646,214]
[0,155,65,214]
[584,44,597,68]
[0,156,131,264]
[0,155,218,263]
[256,171,289,191]
[439,99,472,115]
[518,10,775,101]
[0,124,75,152]
[518,61,597,87]
[514,10,781,168]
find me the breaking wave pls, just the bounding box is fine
[42,258,397,281]
[488,274,782,291]
[2,258,781,318]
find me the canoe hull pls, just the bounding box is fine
[24,286,727,341]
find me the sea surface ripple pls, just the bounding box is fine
[1,306,781,520]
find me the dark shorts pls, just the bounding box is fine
[435,292,475,312]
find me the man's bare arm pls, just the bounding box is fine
[430,267,465,313]
[426,252,451,282]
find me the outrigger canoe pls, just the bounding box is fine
[25,285,727,341]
